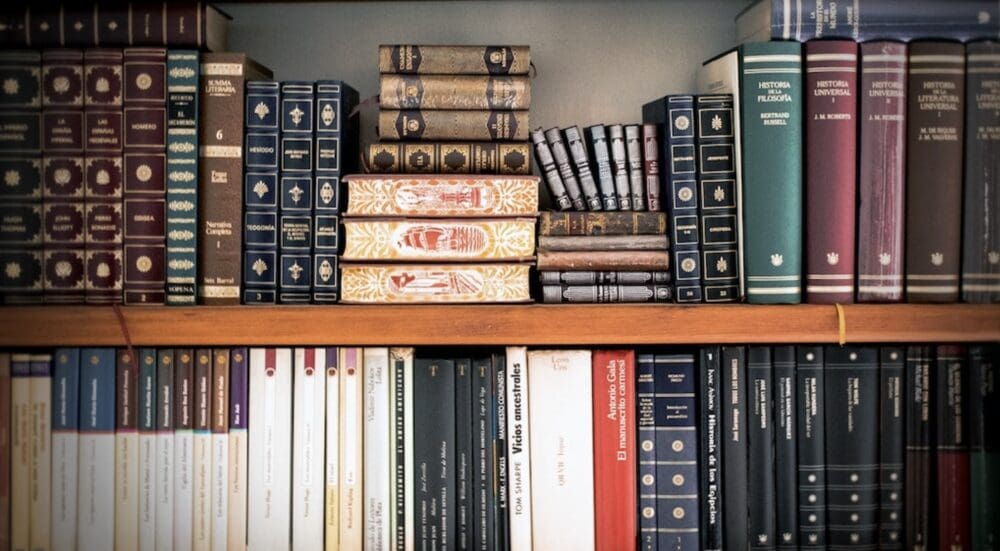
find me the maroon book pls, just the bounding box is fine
[905,42,965,303]
[122,48,167,304]
[804,40,857,304]
[935,345,970,549]
[84,48,124,304]
[41,49,86,303]
[857,41,907,303]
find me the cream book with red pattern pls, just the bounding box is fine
[340,264,531,304]
[342,219,536,261]
[344,175,539,217]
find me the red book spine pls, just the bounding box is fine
[857,41,907,303]
[122,48,167,304]
[591,349,637,551]
[935,345,970,550]
[804,40,857,304]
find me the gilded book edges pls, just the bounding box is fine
[342,219,536,261]
[345,176,539,217]
[340,264,531,304]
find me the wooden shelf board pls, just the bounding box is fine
[0,304,996,346]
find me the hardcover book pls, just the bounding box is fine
[115,349,139,550]
[378,45,531,75]
[340,263,530,304]
[379,74,530,110]
[642,123,660,211]
[565,126,603,211]
[538,271,670,285]
[165,50,199,305]
[795,346,826,549]
[544,127,587,211]
[773,346,797,549]
[636,354,656,550]
[294,348,326,550]
[608,125,631,210]
[586,125,619,210]
[278,81,315,303]
[472,356,496,551]
[248,348,292,551]
[530,128,571,211]
[378,110,529,141]
[413,357,456,551]
[390,348,409,551]
[0,354,8,551]
[625,124,645,210]
[592,350,636,551]
[968,345,999,549]
[696,94,740,302]
[748,347,775,549]
[536,250,669,271]
[243,80,280,304]
[366,142,531,175]
[699,348,723,551]
[905,346,933,550]
[344,175,539,217]
[539,235,668,251]
[935,345,970,550]
[540,283,672,303]
[455,357,473,551]
[210,349,230,551]
[654,353,700,550]
[77,349,115,551]
[342,218,536,261]
[879,347,905,549]
[538,211,667,236]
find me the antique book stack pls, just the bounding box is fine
[368,45,532,175]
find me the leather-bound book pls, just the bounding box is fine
[164,51,199,305]
[696,94,740,302]
[378,45,531,75]
[878,347,905,549]
[242,81,280,305]
[278,82,314,304]
[935,345,970,550]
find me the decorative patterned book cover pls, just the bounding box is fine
[380,74,530,110]
[41,48,86,303]
[904,346,933,551]
[539,270,670,285]
[278,81,314,303]
[0,50,43,303]
[636,354,656,550]
[625,124,645,211]
[378,45,531,75]
[592,350,636,551]
[641,123,660,211]
[739,42,803,304]
[878,347,905,549]
[935,345,970,550]
[379,110,529,141]
[773,346,797,549]
[530,129,571,210]
[366,142,530,175]
[642,94,702,302]
[699,348,723,551]
[536,250,669,271]
[906,42,965,302]
[122,47,167,304]
[538,211,667,236]
[856,41,907,303]
[413,357,456,551]
[585,125,619,210]
[165,50,199,305]
[344,174,539,217]
[968,345,1000,550]
[747,347,776,550]
[962,41,1000,303]
[339,263,531,304]
[654,353,699,550]
[198,53,272,304]
[242,80,280,304]
[795,346,826,549]
[342,218,535,261]
[608,124,631,210]
[540,283,672,303]
[538,235,668,251]
[696,94,740,302]
[565,125,603,211]
[543,127,587,211]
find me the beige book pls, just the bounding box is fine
[343,218,536,262]
[324,348,340,551]
[340,264,531,304]
[345,175,538,217]
[29,354,51,551]
[339,348,364,549]
[10,355,30,551]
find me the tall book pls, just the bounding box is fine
[339,348,364,549]
[242,80,280,304]
[935,345,970,549]
[413,356,456,551]
[720,346,748,551]
[506,347,533,551]
[248,348,292,551]
[138,349,157,551]
[654,353,699,550]
[879,347,905,549]
[795,346,826,549]
[905,346,934,550]
[455,357,473,551]
[739,42,803,304]
[494,352,509,551]
[324,348,340,551]
[28,354,52,550]
[906,41,965,302]
[772,346,797,549]
[528,350,595,550]
[391,351,408,551]
[636,354,657,551]
[825,346,880,548]
[165,50,199,305]
[210,349,230,551]
[192,349,212,551]
[856,41,907,303]
[77,348,115,551]
[472,356,496,551]
[962,41,1000,303]
[227,348,249,551]
[115,348,140,551]
[198,53,272,304]
[10,355,30,551]
[803,40,857,304]
[155,349,175,551]
[293,348,326,551]
[41,49,86,303]
[0,354,11,550]
[122,47,167,304]
[51,349,80,551]
[969,345,999,549]
[642,94,701,302]
[278,81,314,303]
[593,350,636,551]
[0,51,42,303]
[747,346,775,549]
[174,349,195,551]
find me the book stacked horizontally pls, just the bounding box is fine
[368,45,532,175]
[536,211,672,303]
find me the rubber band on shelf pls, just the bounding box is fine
[112,303,136,364]
[834,303,847,346]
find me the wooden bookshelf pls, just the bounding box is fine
[0,304,996,347]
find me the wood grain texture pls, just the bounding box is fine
[0,304,996,346]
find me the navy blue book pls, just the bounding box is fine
[653,352,699,549]
[636,353,657,550]
[796,346,827,549]
[721,346,748,551]
[243,81,280,304]
[278,81,314,303]
[772,346,797,549]
[699,347,723,551]
[748,346,776,550]
[878,347,905,549]
[643,95,701,302]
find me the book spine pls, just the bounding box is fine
[454,358,472,551]
[342,218,536,262]
[968,345,999,550]
[856,41,907,303]
[538,211,667,236]
[278,81,314,304]
[878,347,905,549]
[529,129,572,211]
[171,349,193,551]
[293,348,325,550]
[155,350,175,551]
[248,348,292,550]
[772,346,797,549]
[696,94,740,302]
[905,346,933,550]
[340,348,364,550]
[540,284,672,303]
[537,234,668,251]
[795,346,826,549]
[543,127,586,211]
[608,124,632,210]
[192,349,211,551]
[379,45,532,75]
[227,348,249,551]
[740,42,803,304]
[720,346,748,551]
[804,40,857,304]
[471,357,495,551]
[413,358,456,550]
[748,346,775,550]
[653,353,699,550]
[55,350,81,550]
[494,353,509,551]
[962,41,1000,303]
[363,348,390,551]
[585,125,619,210]
[391,349,410,551]
[0,354,10,551]
[42,49,86,303]
[0,51,43,304]
[115,348,140,550]
[825,346,880,548]
[935,345,970,550]
[10,355,30,551]
[505,347,533,551]
[538,270,670,285]
[642,123,660,211]
[344,174,539,218]
[380,74,530,110]
[906,41,965,302]
[28,354,51,550]
[527,350,595,550]
[325,348,341,551]
[210,349,230,551]
[242,81,280,304]
[78,348,116,551]
[636,354,657,551]
[379,109,529,141]
[625,124,645,210]
[339,263,531,304]
[165,50,199,305]
[122,47,167,304]
[366,142,531,175]
[138,349,157,551]
[564,125,603,210]
[535,250,670,271]
[699,348,723,551]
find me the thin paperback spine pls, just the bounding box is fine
[78,349,116,551]
[210,349,230,551]
[879,347,905,549]
[10,355,30,550]
[248,348,292,551]
[192,349,212,551]
[227,348,249,551]
[155,350,175,551]
[390,348,412,551]
[339,348,364,549]
[363,348,390,551]
[636,354,657,551]
[138,350,157,551]
[699,348,723,551]
[472,357,495,551]
[173,349,194,551]
[773,346,797,549]
[324,348,341,551]
[747,346,775,549]
[115,349,140,550]
[293,348,325,551]
[506,347,533,551]
[905,346,933,550]
[456,358,473,551]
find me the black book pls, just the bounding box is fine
[796,346,827,549]
[878,347,905,549]
[969,344,1000,548]
[472,356,495,551]
[414,358,456,550]
[721,346,748,551]
[825,346,880,548]
[455,357,474,550]
[699,347,724,550]
[773,345,797,549]
[493,352,509,551]
[393,350,406,551]
[905,346,934,550]
[748,346,775,550]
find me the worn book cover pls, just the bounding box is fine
[530,128,571,210]
[379,45,531,75]
[379,109,528,141]
[345,175,539,217]
[380,74,530,110]
[366,142,531,175]
[342,218,536,261]
[538,211,667,236]
[340,264,531,304]
[538,235,668,251]
[536,250,669,271]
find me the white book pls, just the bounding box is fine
[228,348,249,551]
[249,348,292,551]
[155,351,175,551]
[324,348,340,551]
[527,350,595,551]
[29,354,52,551]
[389,348,413,551]
[138,351,158,551]
[339,348,364,549]
[78,348,116,551]
[363,347,390,551]
[115,350,139,551]
[174,351,195,551]
[211,350,230,551]
[505,346,534,551]
[11,354,30,551]
[293,348,326,551]
[192,350,213,551]
[401,348,415,551]
[51,350,79,551]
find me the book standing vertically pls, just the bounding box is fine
[294,348,326,551]
[173,349,194,551]
[530,128,571,211]
[210,349,230,551]
[585,125,619,210]
[28,354,51,549]
[193,349,212,551]
[636,354,656,551]
[609,125,632,210]
[905,346,933,550]
[625,124,646,210]
[10,354,30,550]
[772,346,797,549]
[879,347,905,549]
[243,80,280,304]
[543,127,587,211]
[968,345,999,549]
[747,346,775,548]
[165,50,199,305]
[115,348,139,550]
[248,348,292,551]
[77,348,115,551]
[227,347,249,551]
[50,348,79,551]
[138,349,157,551]
[641,124,661,211]
[494,351,508,551]
[593,350,636,551]
[413,356,456,551]
[0,354,7,551]
[564,125,603,211]
[324,348,340,551]
[391,350,409,551]
[721,346,748,551]
[278,82,314,304]
[795,346,826,549]
[699,348,723,550]
[339,348,364,549]
[506,347,533,551]
[472,356,495,551]
[155,349,175,551]
[654,353,699,550]
[935,345,970,549]
[455,357,472,551]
